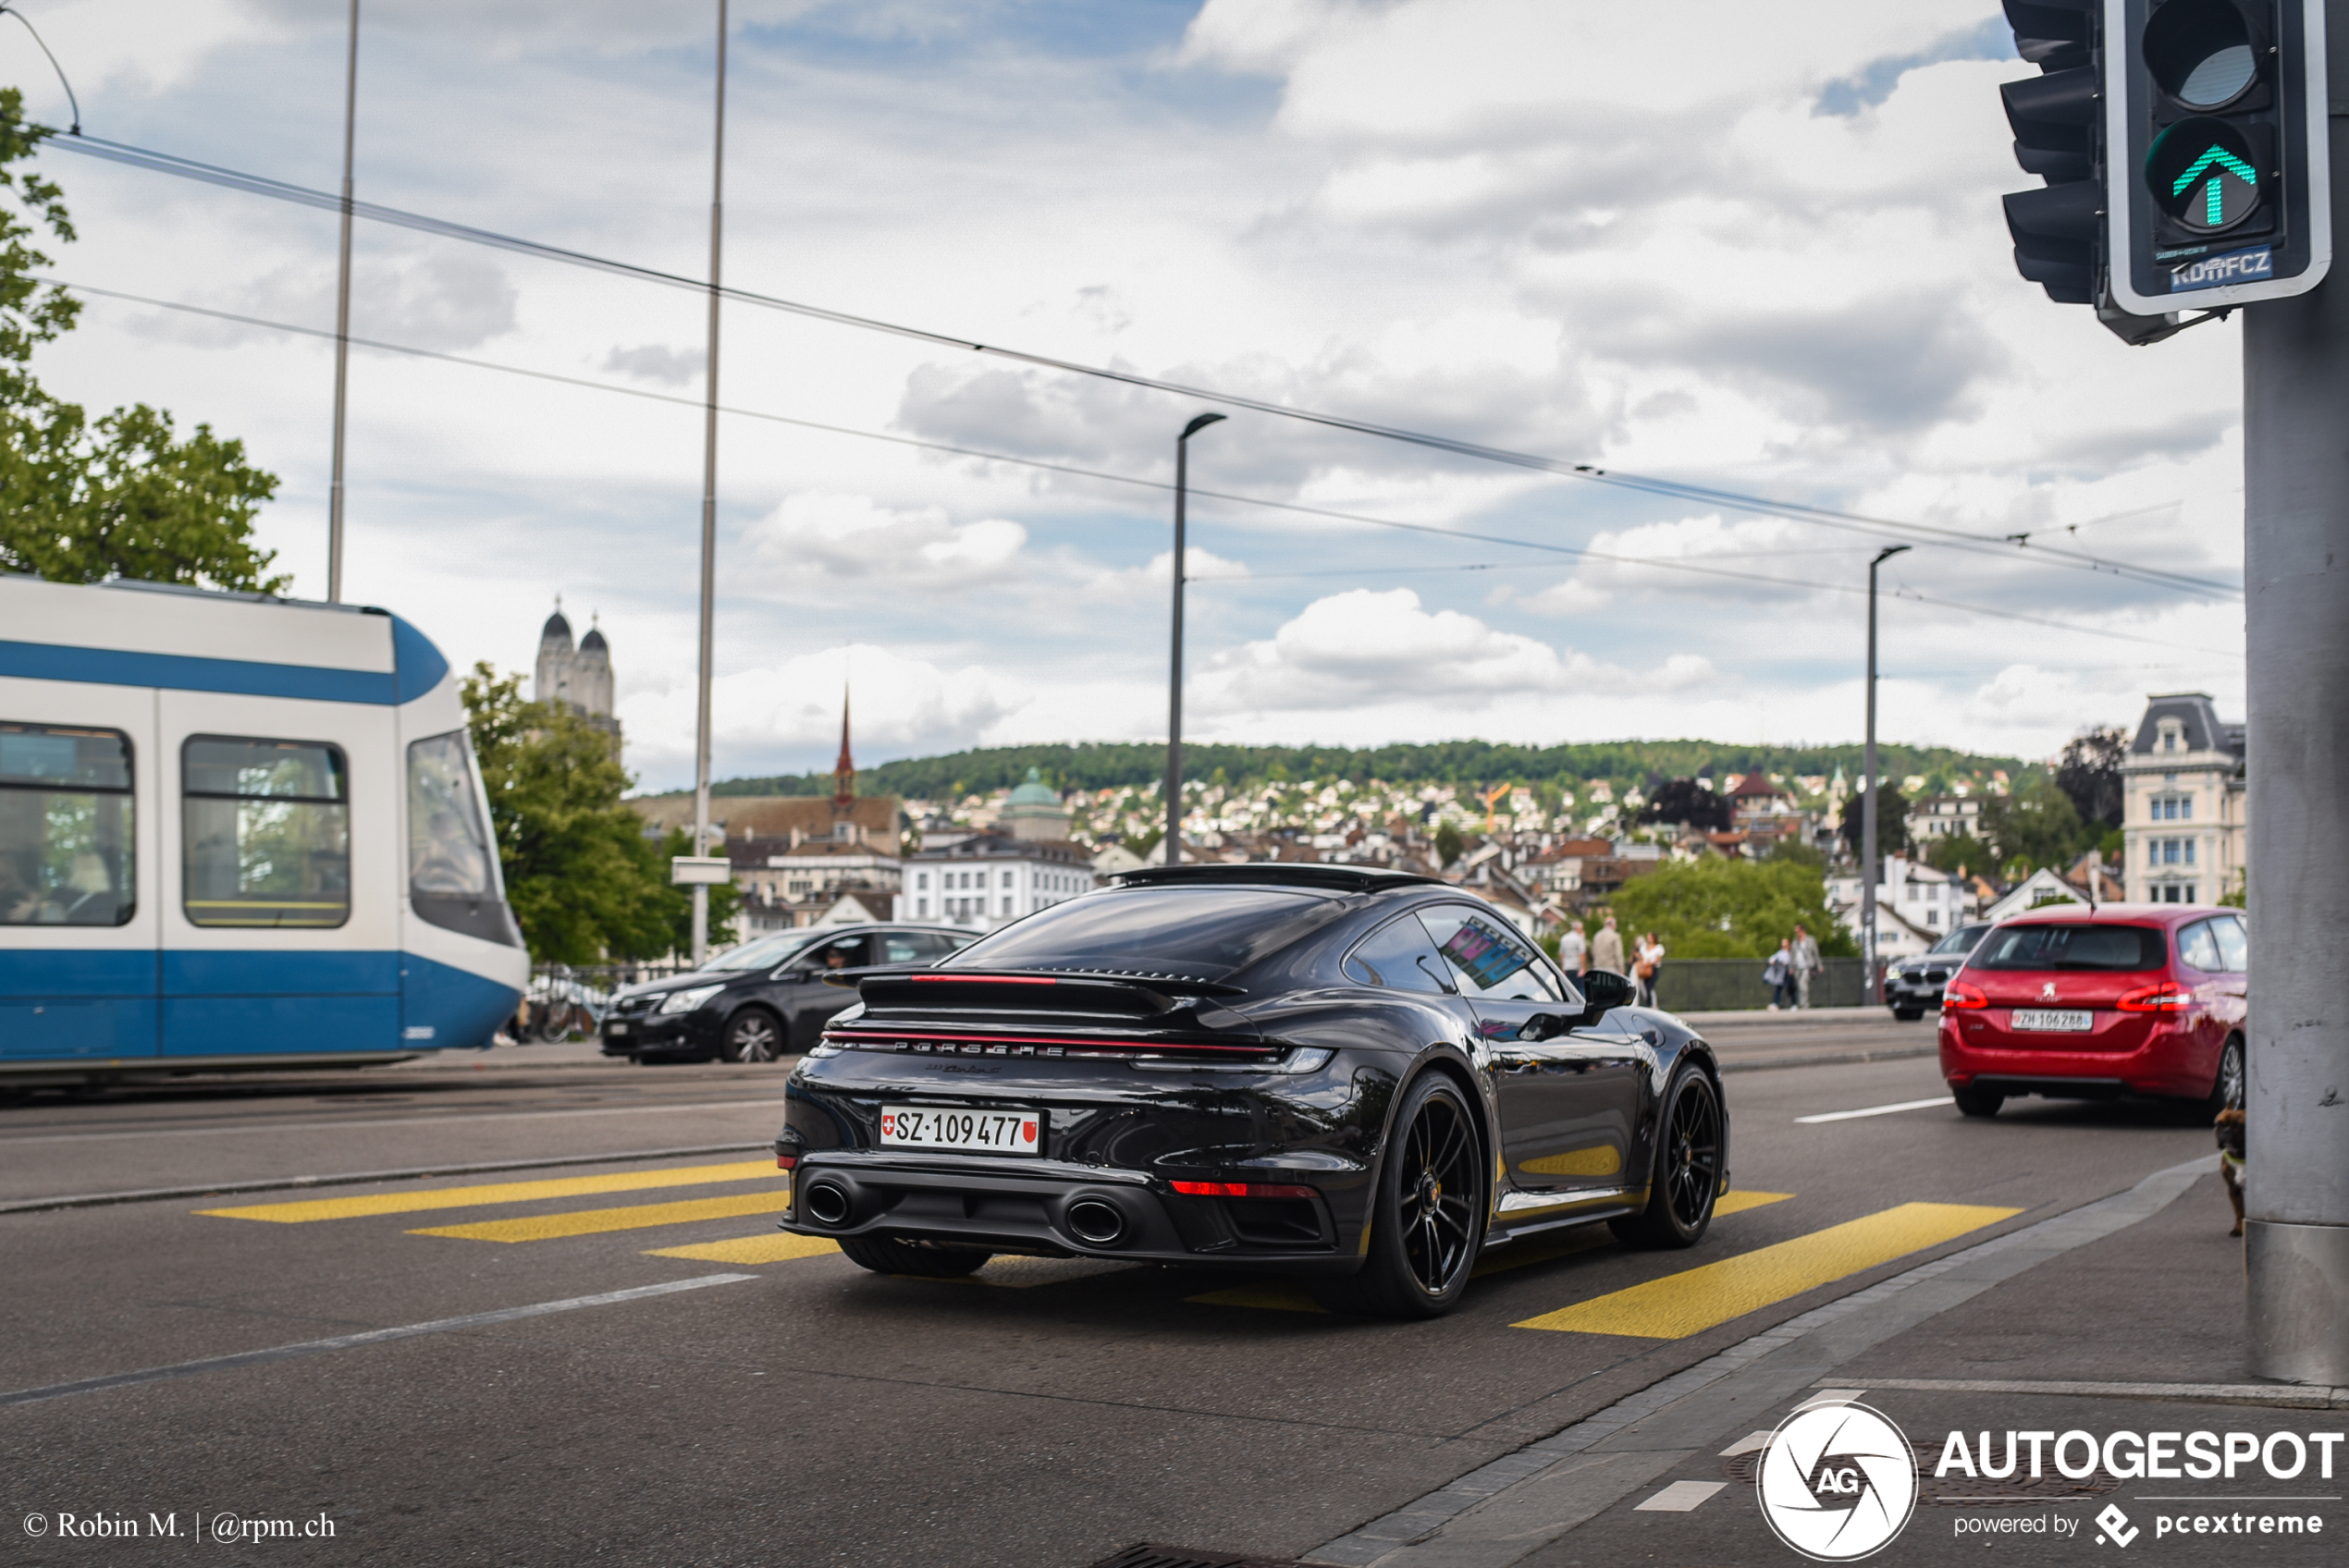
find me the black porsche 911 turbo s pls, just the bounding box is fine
[773,864,1729,1317]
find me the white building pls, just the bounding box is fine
[533,603,619,744]
[2121,692,2245,905]
[1828,855,1979,961]
[1905,794,1984,846]
[904,832,1097,932]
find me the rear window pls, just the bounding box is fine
[1930,923,1991,956]
[945,886,1338,980]
[1969,923,2167,972]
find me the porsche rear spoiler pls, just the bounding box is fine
[842,968,1243,1018]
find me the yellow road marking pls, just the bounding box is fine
[198,1161,783,1223]
[648,1233,842,1265]
[412,1191,797,1243]
[1513,1202,2020,1339]
[1715,1190,1793,1217]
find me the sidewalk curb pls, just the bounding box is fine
[1307,1155,2215,1568]
[1849,1376,2349,1410]
[0,1144,770,1216]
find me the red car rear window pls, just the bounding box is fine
[1969,924,2167,972]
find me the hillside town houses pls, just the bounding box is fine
[622,691,2233,953]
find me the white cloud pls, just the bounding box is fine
[742,494,1027,588]
[1085,546,1250,599]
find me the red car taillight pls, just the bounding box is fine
[2117,981,2194,1012]
[1942,981,1989,1011]
[776,1154,798,1170]
[1170,1181,1319,1199]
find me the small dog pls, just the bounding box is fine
[2215,1109,2247,1237]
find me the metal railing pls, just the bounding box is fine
[516,962,698,1042]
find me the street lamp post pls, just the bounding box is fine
[1163,411,1226,866]
[1859,545,1910,1003]
[326,0,359,603]
[689,0,729,966]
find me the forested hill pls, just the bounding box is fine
[662,739,2028,802]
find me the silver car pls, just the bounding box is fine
[1886,922,1992,1021]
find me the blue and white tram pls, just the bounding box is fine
[0,575,528,1077]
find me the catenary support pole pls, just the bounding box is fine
[690,0,729,966]
[1860,545,1908,1002]
[2243,0,2349,1385]
[1164,412,1224,866]
[326,0,358,603]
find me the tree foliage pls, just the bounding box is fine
[701,738,2025,804]
[1979,775,2087,876]
[1639,777,1733,832]
[462,665,734,963]
[2054,727,2128,830]
[0,91,283,591]
[1610,858,1858,961]
[1838,784,1911,860]
[1921,831,1996,878]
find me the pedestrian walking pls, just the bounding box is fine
[1559,920,1589,975]
[1592,915,1626,976]
[1763,937,1793,1011]
[1633,931,1666,1007]
[1790,924,1822,1010]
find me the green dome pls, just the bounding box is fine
[1006,767,1060,808]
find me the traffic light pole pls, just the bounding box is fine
[2242,0,2349,1386]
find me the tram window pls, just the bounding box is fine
[182,736,351,929]
[407,732,497,899]
[0,722,136,926]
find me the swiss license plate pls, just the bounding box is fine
[606,1022,631,1035]
[879,1105,1043,1156]
[2011,1009,2094,1033]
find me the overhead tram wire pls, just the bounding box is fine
[45,276,2241,664]
[42,129,2241,603]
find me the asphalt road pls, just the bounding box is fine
[2,1023,2220,1567]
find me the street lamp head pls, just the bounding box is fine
[1872,545,1913,567]
[1181,411,1229,442]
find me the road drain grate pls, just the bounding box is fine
[1083,1545,1324,1568]
[1724,1443,2123,1506]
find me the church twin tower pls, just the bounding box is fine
[535,602,621,744]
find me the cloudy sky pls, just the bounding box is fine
[10,0,2247,790]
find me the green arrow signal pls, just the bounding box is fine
[2172,143,2259,227]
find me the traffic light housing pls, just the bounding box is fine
[2002,1,2104,306]
[2106,0,2330,311]
[1999,1,2330,331]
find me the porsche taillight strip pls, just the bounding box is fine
[821,1027,1273,1059]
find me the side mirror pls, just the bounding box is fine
[1577,970,1634,1026]
[1516,1012,1570,1042]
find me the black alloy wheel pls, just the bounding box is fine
[1315,1073,1485,1317]
[724,1008,783,1064]
[836,1234,992,1278]
[2206,1036,2246,1115]
[1610,1062,1721,1249]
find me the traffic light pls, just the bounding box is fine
[1998,2,2330,333]
[2106,0,2330,312]
[2001,1,2104,306]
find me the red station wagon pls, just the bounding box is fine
[1937,903,2246,1119]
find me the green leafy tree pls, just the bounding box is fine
[1921,831,1995,877]
[1611,857,1858,961]
[1979,775,2087,876]
[1433,819,1465,867]
[1838,785,1911,860]
[1,92,282,590]
[462,664,733,962]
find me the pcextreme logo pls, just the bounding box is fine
[1757,1402,1919,1562]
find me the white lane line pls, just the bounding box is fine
[1794,1096,1953,1124]
[0,1273,757,1407]
[0,1098,790,1145]
[1635,1481,1727,1513]
[1796,1388,1868,1408]
[1719,1430,1775,1457]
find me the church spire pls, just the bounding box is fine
[832,685,855,809]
